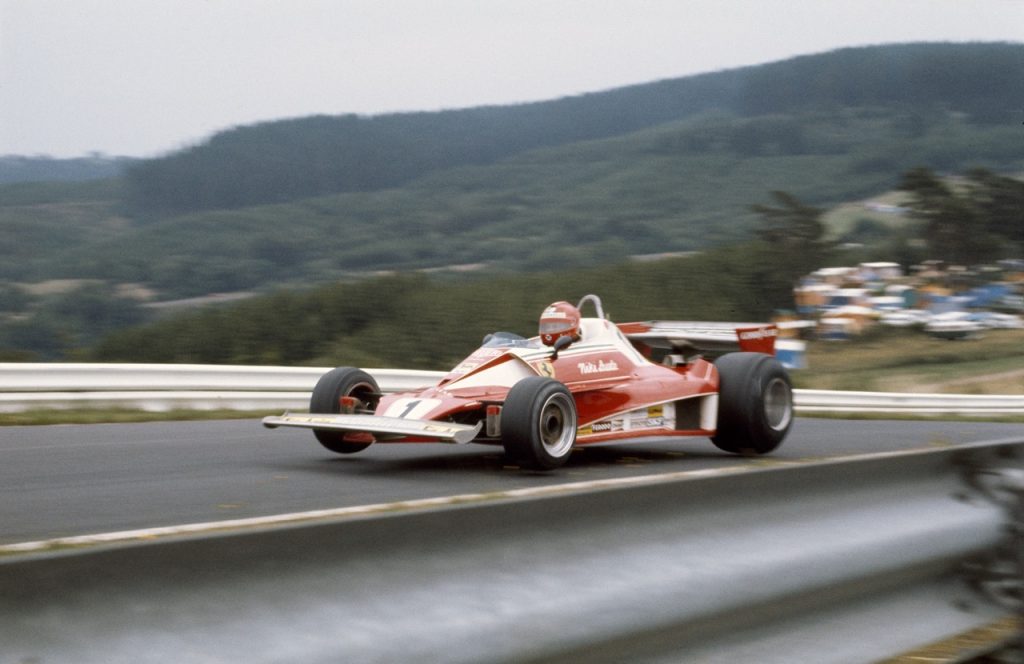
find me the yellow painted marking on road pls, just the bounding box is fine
[875,615,1022,663]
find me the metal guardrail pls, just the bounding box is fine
[1,440,1021,663]
[0,363,441,413]
[1,363,1023,415]
[796,389,1024,415]
[0,363,438,392]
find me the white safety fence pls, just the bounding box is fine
[0,363,441,413]
[1,363,1023,415]
[797,389,1024,415]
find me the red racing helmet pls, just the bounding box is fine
[539,301,581,346]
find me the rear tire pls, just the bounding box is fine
[502,377,577,470]
[309,367,380,454]
[711,352,793,455]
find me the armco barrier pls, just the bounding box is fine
[1,440,1021,663]
[1,363,1023,415]
[0,363,443,413]
[0,363,440,393]
[796,389,1024,414]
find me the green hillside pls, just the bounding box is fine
[2,42,1024,360]
[31,107,1024,297]
[123,42,1024,216]
[0,156,131,185]
[0,179,125,281]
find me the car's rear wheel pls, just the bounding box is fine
[711,352,793,455]
[502,377,577,470]
[309,367,380,454]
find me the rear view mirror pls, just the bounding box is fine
[551,334,572,359]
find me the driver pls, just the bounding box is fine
[539,301,581,346]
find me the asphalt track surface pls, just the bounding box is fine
[1,417,1022,545]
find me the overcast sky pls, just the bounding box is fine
[1,0,1021,158]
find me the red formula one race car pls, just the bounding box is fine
[263,294,793,469]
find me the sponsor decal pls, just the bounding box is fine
[286,416,338,425]
[423,424,460,434]
[579,419,624,436]
[630,416,666,429]
[576,359,619,375]
[738,327,778,340]
[629,406,670,429]
[534,359,556,378]
[454,348,504,374]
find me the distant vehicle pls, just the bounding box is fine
[880,310,932,328]
[967,311,1024,329]
[264,295,793,469]
[925,312,985,340]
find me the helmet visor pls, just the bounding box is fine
[540,320,572,335]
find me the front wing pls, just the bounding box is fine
[262,413,482,444]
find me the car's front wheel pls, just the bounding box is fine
[501,377,577,470]
[309,367,380,454]
[711,352,793,455]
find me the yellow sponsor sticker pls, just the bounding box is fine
[288,416,336,424]
[423,424,459,434]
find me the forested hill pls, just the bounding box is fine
[125,42,1024,217]
[0,155,131,185]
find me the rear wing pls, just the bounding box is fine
[617,321,778,356]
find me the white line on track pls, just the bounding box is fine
[0,445,959,558]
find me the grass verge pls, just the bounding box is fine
[792,327,1024,394]
[796,411,1024,424]
[0,409,273,427]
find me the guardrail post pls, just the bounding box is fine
[963,464,1024,661]
[1007,472,1024,661]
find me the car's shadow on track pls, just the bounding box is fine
[285,441,740,481]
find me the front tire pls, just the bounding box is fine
[711,352,793,455]
[309,367,380,455]
[502,377,577,470]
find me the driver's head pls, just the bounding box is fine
[539,301,581,346]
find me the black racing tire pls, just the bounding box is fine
[711,352,793,455]
[309,367,380,454]
[502,377,578,470]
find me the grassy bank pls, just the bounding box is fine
[0,408,262,427]
[793,327,1024,394]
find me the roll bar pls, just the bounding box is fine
[575,294,606,320]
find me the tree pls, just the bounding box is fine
[748,191,831,310]
[965,168,1024,247]
[898,167,1002,264]
[751,191,825,246]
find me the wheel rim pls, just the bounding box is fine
[537,393,576,458]
[763,377,793,432]
[345,381,377,413]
